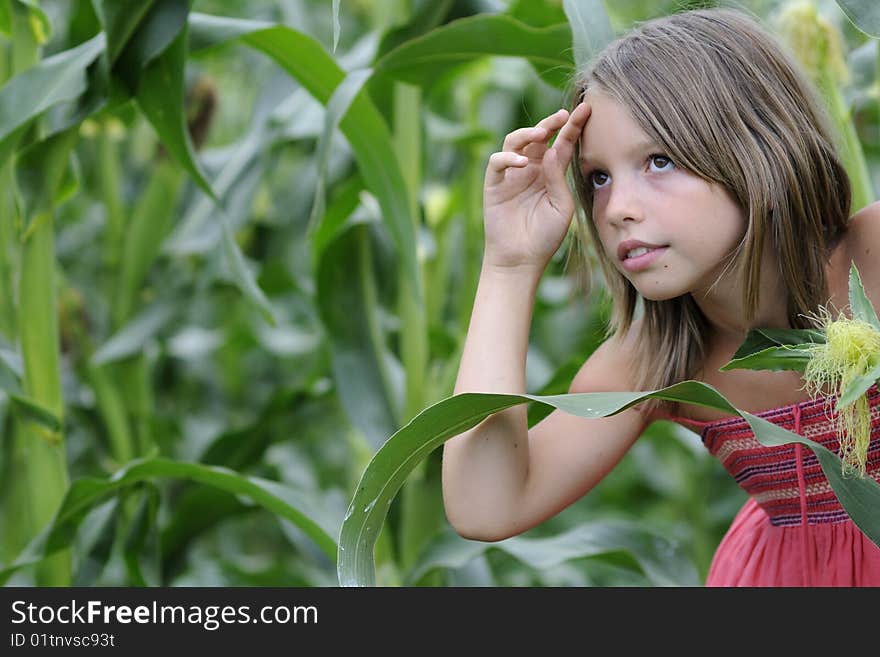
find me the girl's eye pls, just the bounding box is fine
[588,155,674,190]
[589,171,609,190]
[649,154,674,172]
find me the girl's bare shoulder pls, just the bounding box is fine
[841,201,880,305]
[569,319,658,421]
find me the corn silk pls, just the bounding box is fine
[802,308,880,476]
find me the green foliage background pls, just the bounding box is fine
[0,0,878,586]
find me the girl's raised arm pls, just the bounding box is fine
[441,103,653,542]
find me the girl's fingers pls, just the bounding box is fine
[550,102,591,165]
[543,147,573,215]
[501,108,569,153]
[502,125,548,153]
[485,150,530,186]
[486,105,588,187]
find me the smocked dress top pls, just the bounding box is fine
[668,383,880,586]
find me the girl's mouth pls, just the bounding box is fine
[621,246,669,272]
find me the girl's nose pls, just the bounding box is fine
[602,176,644,227]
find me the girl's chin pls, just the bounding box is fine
[632,283,688,302]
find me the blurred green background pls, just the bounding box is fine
[0,0,877,586]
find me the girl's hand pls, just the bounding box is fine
[482,102,591,274]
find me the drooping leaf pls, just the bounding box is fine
[337,381,880,586]
[0,457,339,583]
[136,21,214,198]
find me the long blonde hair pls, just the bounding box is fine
[568,7,851,411]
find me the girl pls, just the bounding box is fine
[441,7,880,586]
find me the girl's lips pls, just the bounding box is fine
[620,246,669,272]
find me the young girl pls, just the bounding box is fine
[441,7,880,586]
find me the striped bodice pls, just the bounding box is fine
[691,384,880,527]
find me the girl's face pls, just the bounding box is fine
[579,90,747,302]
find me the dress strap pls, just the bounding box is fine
[657,413,720,429]
[792,405,813,586]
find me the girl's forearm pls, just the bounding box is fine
[442,262,542,540]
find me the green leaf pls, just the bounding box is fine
[15,0,51,44]
[8,392,62,432]
[308,67,372,236]
[0,457,339,583]
[188,14,420,303]
[562,0,614,72]
[849,262,880,329]
[720,345,815,373]
[373,14,573,90]
[91,302,176,366]
[136,21,214,199]
[721,327,825,372]
[121,484,161,586]
[839,360,880,407]
[409,522,700,586]
[162,134,261,255]
[835,0,880,38]
[110,0,189,90]
[337,381,880,586]
[0,344,23,392]
[92,0,157,64]
[219,214,277,326]
[317,222,400,449]
[14,127,80,233]
[0,33,105,154]
[0,1,11,36]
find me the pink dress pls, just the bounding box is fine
[670,383,880,586]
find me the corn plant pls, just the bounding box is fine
[1,0,878,589]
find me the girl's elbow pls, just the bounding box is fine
[444,508,521,543]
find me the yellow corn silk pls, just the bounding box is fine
[803,310,880,475]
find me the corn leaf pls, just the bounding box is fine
[8,392,62,432]
[136,22,213,198]
[91,302,176,366]
[337,381,880,586]
[839,361,880,407]
[835,1,880,38]
[562,0,614,72]
[849,261,880,329]
[409,522,700,586]
[0,33,104,162]
[187,13,420,304]
[0,457,340,584]
[373,14,574,90]
[316,222,400,449]
[721,327,825,372]
[719,345,816,373]
[92,0,158,64]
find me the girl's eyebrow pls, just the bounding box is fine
[580,138,661,169]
